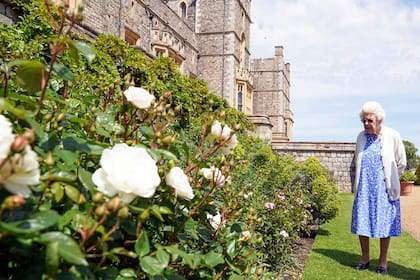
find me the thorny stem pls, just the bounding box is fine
[79,212,106,250]
[44,0,60,30]
[185,113,212,174]
[37,1,77,120]
[36,53,58,120]
[2,70,9,98]
[86,218,121,253]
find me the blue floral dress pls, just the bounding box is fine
[351,133,401,238]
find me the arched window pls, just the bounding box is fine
[237,84,243,112]
[180,2,187,18]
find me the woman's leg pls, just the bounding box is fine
[378,237,390,267]
[359,235,370,263]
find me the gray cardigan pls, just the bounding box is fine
[352,126,406,201]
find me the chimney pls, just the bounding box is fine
[274,46,284,57]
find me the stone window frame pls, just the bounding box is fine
[179,2,187,18]
[124,27,140,46]
[237,83,244,112]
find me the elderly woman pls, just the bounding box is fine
[351,101,406,274]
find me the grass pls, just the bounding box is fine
[302,193,420,280]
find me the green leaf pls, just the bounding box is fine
[155,249,169,268]
[55,149,78,166]
[63,136,105,155]
[96,267,119,280]
[202,251,224,268]
[227,240,237,258]
[164,245,194,268]
[46,242,59,276]
[52,63,75,82]
[139,126,154,138]
[14,60,44,94]
[58,209,80,230]
[62,136,90,152]
[150,205,164,222]
[41,170,77,183]
[110,247,138,258]
[157,206,173,215]
[71,41,96,63]
[66,114,88,125]
[39,130,59,152]
[228,274,243,280]
[64,184,81,203]
[135,230,150,257]
[38,232,88,266]
[51,182,65,202]
[0,210,59,235]
[78,167,97,194]
[140,256,165,276]
[68,41,80,64]
[147,149,179,162]
[184,218,199,240]
[119,268,137,278]
[95,112,124,137]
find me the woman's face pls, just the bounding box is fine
[361,113,382,136]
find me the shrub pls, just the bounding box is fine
[0,2,260,279]
[400,170,417,182]
[231,138,312,274]
[299,157,340,225]
[416,165,420,185]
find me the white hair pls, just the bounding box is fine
[359,101,386,121]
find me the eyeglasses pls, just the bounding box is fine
[361,118,375,124]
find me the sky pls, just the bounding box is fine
[250,0,420,154]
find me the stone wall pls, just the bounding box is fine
[0,1,18,25]
[272,141,356,192]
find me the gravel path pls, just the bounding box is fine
[400,185,420,241]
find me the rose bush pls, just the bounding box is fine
[0,1,340,279]
[0,1,259,279]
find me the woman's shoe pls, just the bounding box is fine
[354,261,370,270]
[376,266,387,274]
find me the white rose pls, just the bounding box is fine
[2,146,40,198]
[0,115,15,160]
[280,230,289,238]
[221,134,238,155]
[123,86,155,109]
[92,143,161,203]
[210,120,222,139]
[210,121,238,155]
[220,125,232,140]
[207,212,222,230]
[165,167,194,200]
[211,120,233,141]
[200,166,225,186]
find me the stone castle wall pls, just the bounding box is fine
[80,0,199,76]
[196,0,251,107]
[0,0,292,146]
[0,1,18,25]
[251,46,292,140]
[272,141,356,192]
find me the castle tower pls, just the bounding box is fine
[195,0,253,114]
[251,46,293,142]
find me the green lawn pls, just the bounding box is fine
[302,193,420,280]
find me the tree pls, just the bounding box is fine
[403,140,420,170]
